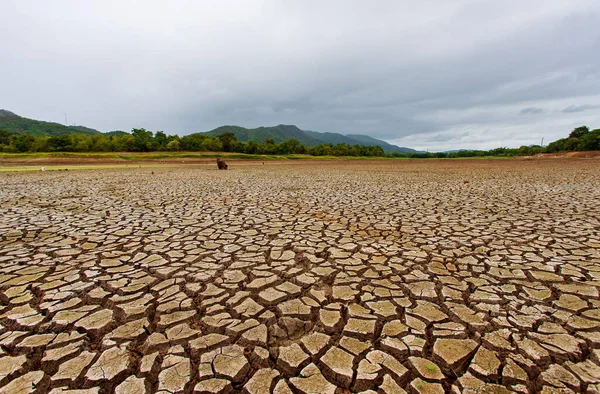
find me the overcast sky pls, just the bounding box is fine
[1,1,600,151]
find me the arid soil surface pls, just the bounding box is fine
[0,159,599,394]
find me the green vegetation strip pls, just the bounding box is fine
[0,164,204,172]
[0,151,407,161]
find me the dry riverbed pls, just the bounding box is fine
[0,159,599,393]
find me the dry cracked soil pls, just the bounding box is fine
[0,159,599,394]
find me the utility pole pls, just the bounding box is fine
[65,113,68,126]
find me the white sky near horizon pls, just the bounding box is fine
[1,0,600,151]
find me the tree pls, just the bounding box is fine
[180,134,207,151]
[217,132,237,152]
[131,128,155,152]
[113,134,135,151]
[546,138,566,153]
[569,126,589,139]
[203,138,223,151]
[577,129,600,151]
[0,129,13,146]
[518,145,532,156]
[155,131,168,150]
[166,140,180,151]
[564,137,580,151]
[244,141,258,154]
[89,134,111,152]
[71,134,90,152]
[13,134,36,152]
[278,138,303,154]
[48,135,72,151]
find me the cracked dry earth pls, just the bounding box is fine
[0,159,599,394]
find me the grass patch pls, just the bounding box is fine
[0,152,123,159]
[0,151,520,162]
[0,164,202,172]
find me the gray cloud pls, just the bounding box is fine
[561,104,600,113]
[1,0,600,151]
[520,107,544,115]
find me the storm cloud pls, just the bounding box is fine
[1,0,600,151]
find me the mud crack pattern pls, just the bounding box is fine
[0,159,599,394]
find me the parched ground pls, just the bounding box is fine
[0,159,599,394]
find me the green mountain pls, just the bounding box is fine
[345,134,414,153]
[1,110,419,153]
[0,110,101,136]
[203,125,324,147]
[105,130,129,136]
[203,124,417,153]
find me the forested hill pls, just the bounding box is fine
[0,110,416,153]
[0,110,102,136]
[201,124,417,153]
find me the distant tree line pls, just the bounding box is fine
[544,126,600,153]
[390,125,599,158]
[0,125,597,157]
[0,129,385,157]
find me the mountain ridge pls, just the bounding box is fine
[0,109,102,136]
[0,109,417,153]
[201,124,417,153]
